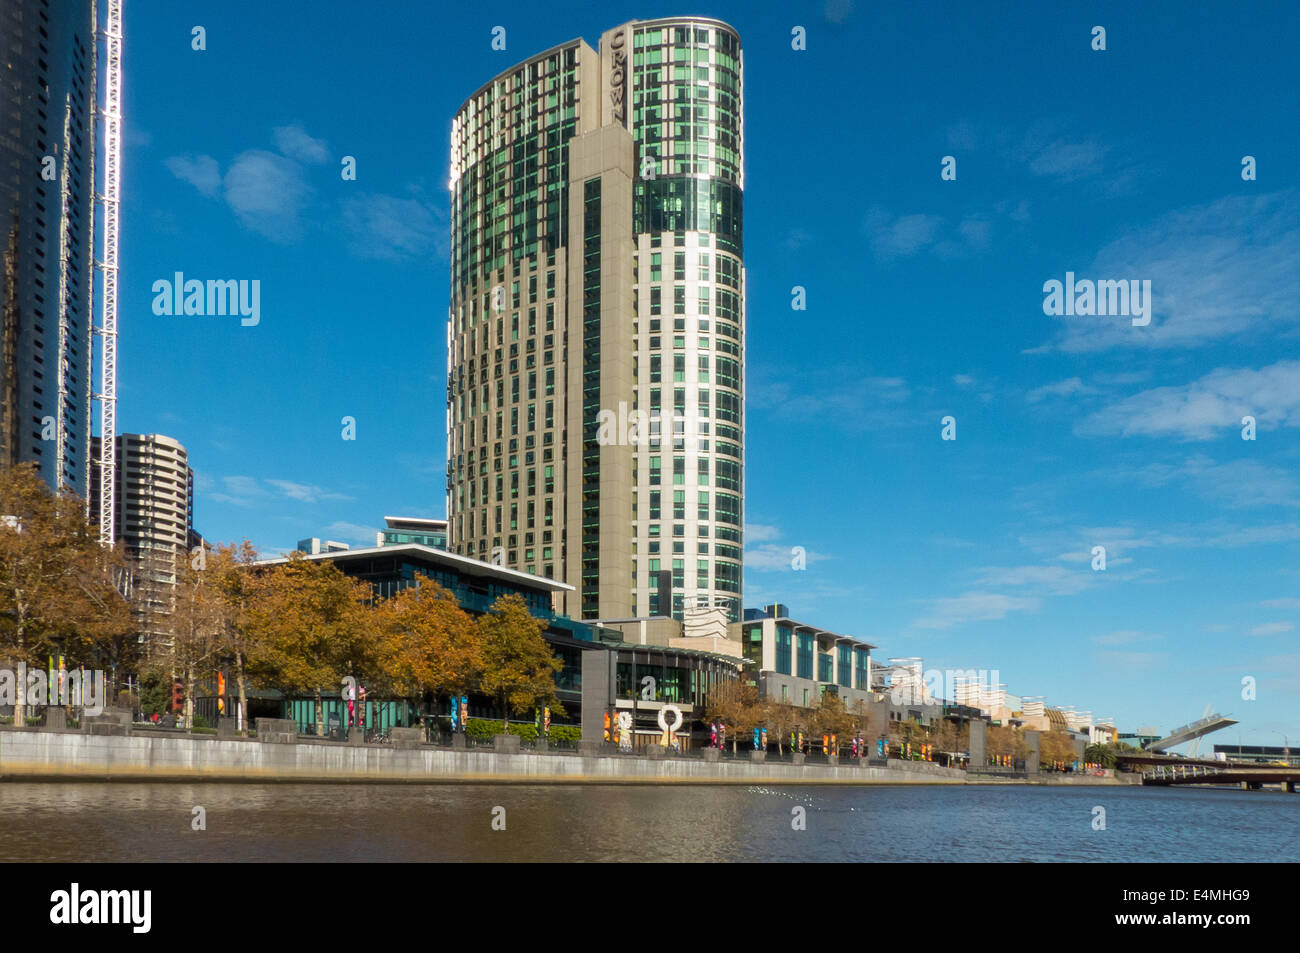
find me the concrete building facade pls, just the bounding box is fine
[445,18,745,623]
[94,433,194,651]
[732,604,878,712]
[1,0,97,501]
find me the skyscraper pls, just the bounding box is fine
[446,17,744,622]
[1,0,96,501]
[93,433,195,653]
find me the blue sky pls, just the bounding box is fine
[119,0,1300,746]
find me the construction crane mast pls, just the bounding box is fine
[95,0,122,548]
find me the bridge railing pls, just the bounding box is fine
[1143,764,1224,782]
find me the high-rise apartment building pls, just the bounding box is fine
[1,0,96,501]
[93,433,195,651]
[446,18,744,622]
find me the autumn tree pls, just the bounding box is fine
[1040,730,1076,769]
[704,678,761,752]
[813,692,857,754]
[478,593,563,732]
[930,718,957,755]
[846,697,873,739]
[762,698,802,755]
[244,553,372,735]
[0,463,132,724]
[986,725,1030,764]
[375,580,483,721]
[205,541,261,733]
[165,548,229,727]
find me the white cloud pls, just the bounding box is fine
[264,479,349,504]
[165,154,221,197]
[744,543,829,572]
[973,564,1094,596]
[1092,630,1163,646]
[1261,598,1300,609]
[866,210,944,258]
[863,207,999,260]
[207,475,266,507]
[1078,361,1300,440]
[223,149,312,241]
[1026,376,1100,403]
[913,591,1040,630]
[743,523,782,543]
[208,476,350,507]
[1251,621,1294,636]
[323,521,379,545]
[1046,192,1300,352]
[340,193,444,262]
[1095,650,1167,669]
[1206,523,1300,548]
[748,365,911,429]
[1025,138,1108,180]
[273,124,330,164]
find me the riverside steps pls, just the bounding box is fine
[0,719,1134,786]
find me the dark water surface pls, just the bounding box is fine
[0,782,1294,862]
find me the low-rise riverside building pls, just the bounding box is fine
[257,543,612,733]
[595,608,746,749]
[729,603,878,710]
[255,544,742,746]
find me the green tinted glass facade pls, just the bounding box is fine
[627,19,744,622]
[447,21,743,624]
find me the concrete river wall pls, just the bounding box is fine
[0,723,969,786]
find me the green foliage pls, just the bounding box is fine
[192,713,210,730]
[465,718,579,743]
[549,725,580,744]
[478,594,564,722]
[1084,742,1118,768]
[139,671,169,716]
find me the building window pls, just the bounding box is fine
[796,632,813,680]
[776,625,792,676]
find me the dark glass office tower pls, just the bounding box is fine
[0,0,96,501]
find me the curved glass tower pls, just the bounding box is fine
[447,17,744,622]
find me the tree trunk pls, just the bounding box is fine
[184,662,195,728]
[234,651,248,735]
[14,626,26,727]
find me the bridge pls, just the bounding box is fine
[1141,763,1300,790]
[1147,712,1236,753]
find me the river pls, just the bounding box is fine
[0,782,1293,862]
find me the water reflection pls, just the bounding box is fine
[0,783,1293,862]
